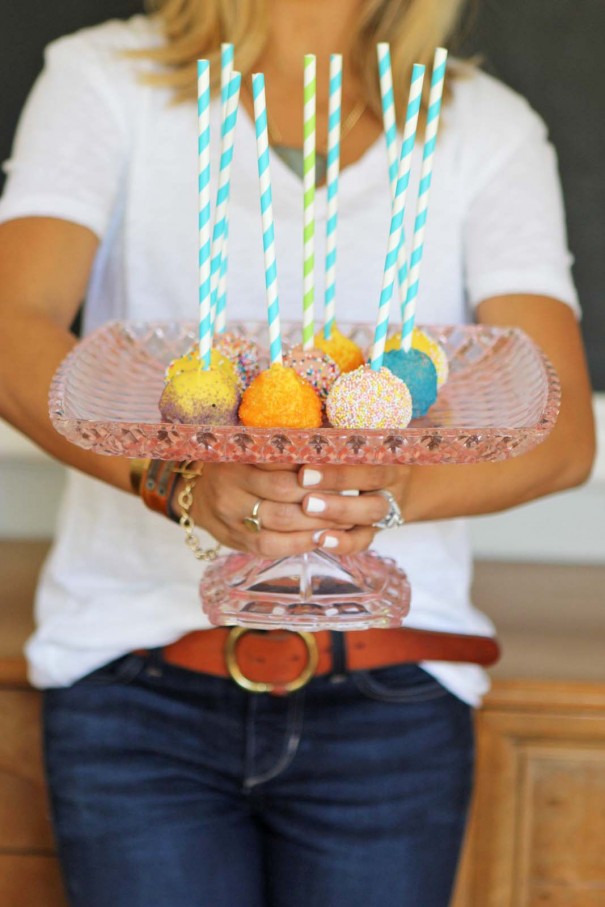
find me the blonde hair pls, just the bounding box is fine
[140,0,469,122]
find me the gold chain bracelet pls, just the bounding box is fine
[173,463,221,563]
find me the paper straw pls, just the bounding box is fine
[323,54,343,341]
[197,59,212,369]
[252,73,282,365]
[214,43,234,335]
[377,44,420,314]
[376,44,398,189]
[302,54,316,350]
[401,47,448,352]
[215,224,230,335]
[370,64,425,371]
[209,70,241,333]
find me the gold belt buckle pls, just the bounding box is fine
[225,627,319,694]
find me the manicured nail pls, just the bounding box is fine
[302,468,322,487]
[322,535,339,549]
[340,489,360,497]
[312,530,324,544]
[306,496,326,514]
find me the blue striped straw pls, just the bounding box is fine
[376,44,398,188]
[401,48,448,352]
[302,54,316,350]
[214,43,234,335]
[197,59,212,369]
[377,43,415,313]
[252,73,282,365]
[323,53,342,340]
[370,63,425,371]
[209,70,241,332]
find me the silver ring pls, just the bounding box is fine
[243,499,263,533]
[372,489,405,530]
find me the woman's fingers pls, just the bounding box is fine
[311,526,377,556]
[302,490,389,527]
[298,464,403,493]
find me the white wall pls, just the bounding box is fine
[1,395,604,563]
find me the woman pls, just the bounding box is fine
[0,0,595,905]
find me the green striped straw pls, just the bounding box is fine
[197,59,212,369]
[401,48,448,352]
[323,53,342,340]
[302,54,316,350]
[370,64,425,371]
[214,43,234,335]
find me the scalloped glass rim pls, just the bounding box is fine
[49,320,561,465]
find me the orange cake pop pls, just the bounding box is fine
[239,363,322,429]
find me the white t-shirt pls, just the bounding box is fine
[0,16,579,704]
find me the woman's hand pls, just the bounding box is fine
[297,464,412,555]
[187,462,359,557]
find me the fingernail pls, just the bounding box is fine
[302,468,322,487]
[306,496,326,514]
[340,489,360,497]
[322,535,339,549]
[312,530,324,544]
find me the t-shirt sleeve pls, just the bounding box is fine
[0,34,128,238]
[463,97,579,315]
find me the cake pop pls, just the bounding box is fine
[326,365,412,429]
[382,348,438,418]
[159,365,240,425]
[214,332,263,389]
[164,346,238,387]
[385,328,449,388]
[282,345,340,400]
[313,326,365,374]
[239,363,322,429]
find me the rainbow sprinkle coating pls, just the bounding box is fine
[283,346,340,400]
[326,365,412,429]
[214,332,263,389]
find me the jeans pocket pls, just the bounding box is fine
[352,663,450,703]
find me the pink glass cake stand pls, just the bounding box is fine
[49,320,560,631]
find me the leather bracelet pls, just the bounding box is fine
[134,459,181,523]
[129,458,149,496]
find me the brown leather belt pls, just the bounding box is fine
[144,628,500,696]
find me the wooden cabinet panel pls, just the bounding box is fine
[0,856,66,907]
[452,683,605,907]
[0,691,55,851]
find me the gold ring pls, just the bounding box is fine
[243,499,263,533]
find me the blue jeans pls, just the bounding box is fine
[43,650,474,907]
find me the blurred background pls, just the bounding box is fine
[1,0,603,558]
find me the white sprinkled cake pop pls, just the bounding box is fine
[326,365,412,429]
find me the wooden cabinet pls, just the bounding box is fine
[452,683,605,907]
[1,543,604,906]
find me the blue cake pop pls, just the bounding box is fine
[382,348,438,418]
